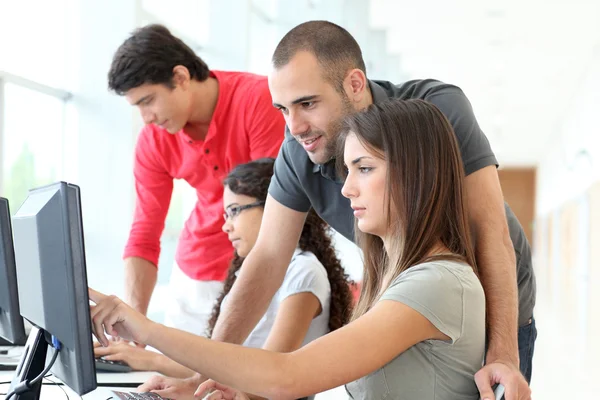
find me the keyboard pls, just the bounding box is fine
[110,391,168,399]
[95,357,133,373]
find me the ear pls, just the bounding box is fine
[172,65,191,89]
[345,69,368,103]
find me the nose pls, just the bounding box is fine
[286,110,310,137]
[341,173,357,199]
[222,217,233,233]
[140,107,156,125]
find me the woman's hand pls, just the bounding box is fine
[94,341,159,372]
[195,380,250,400]
[89,288,154,347]
[137,374,203,400]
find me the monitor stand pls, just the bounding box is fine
[8,327,50,400]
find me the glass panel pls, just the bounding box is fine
[2,83,66,212]
[0,0,69,88]
[142,0,210,47]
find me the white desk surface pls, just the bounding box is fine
[1,369,162,399]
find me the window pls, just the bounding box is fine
[1,83,68,213]
[0,0,71,89]
[141,0,210,48]
[247,6,279,74]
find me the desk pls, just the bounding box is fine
[1,369,162,399]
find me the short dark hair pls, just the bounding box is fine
[108,24,210,95]
[272,20,367,93]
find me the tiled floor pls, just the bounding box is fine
[317,258,597,399]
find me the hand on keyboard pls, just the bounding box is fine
[94,340,159,372]
[195,379,250,400]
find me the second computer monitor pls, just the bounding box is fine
[0,197,26,345]
[12,182,97,396]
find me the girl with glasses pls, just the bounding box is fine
[94,159,353,397]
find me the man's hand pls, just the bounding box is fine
[475,361,531,400]
[138,374,205,400]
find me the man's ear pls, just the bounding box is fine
[172,65,191,88]
[345,69,368,103]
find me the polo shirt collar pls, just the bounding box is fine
[370,79,389,104]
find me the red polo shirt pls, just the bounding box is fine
[123,70,285,281]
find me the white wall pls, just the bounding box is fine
[535,47,600,217]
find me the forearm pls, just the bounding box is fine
[124,256,158,316]
[147,323,292,399]
[211,251,287,344]
[477,233,519,366]
[151,353,196,379]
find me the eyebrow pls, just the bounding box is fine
[273,95,319,109]
[351,156,373,165]
[134,94,153,106]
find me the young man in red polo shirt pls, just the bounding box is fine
[107,24,285,336]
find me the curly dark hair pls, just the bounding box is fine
[207,158,353,337]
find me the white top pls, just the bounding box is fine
[221,248,331,348]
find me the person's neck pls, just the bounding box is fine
[184,77,219,141]
[382,237,452,262]
[356,86,374,111]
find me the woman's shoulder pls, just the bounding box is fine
[390,258,479,290]
[277,249,330,298]
[288,249,326,275]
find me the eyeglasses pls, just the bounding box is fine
[223,200,265,221]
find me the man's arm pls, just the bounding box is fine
[211,194,307,344]
[123,129,173,315]
[466,166,531,400]
[465,165,518,365]
[124,257,158,316]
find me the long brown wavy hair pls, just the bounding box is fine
[336,99,477,320]
[206,158,353,337]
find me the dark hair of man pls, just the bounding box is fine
[272,20,367,93]
[108,24,210,95]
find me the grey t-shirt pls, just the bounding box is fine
[345,260,486,400]
[268,78,535,326]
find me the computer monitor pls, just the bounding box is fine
[0,197,27,345]
[8,182,97,399]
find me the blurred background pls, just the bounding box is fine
[1,0,599,397]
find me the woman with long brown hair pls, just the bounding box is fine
[90,99,487,400]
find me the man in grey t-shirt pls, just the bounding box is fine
[209,21,535,400]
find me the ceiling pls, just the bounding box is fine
[369,0,600,167]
